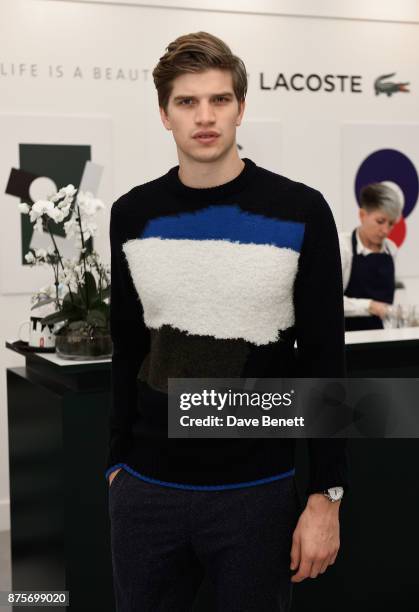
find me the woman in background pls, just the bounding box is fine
[339,183,402,331]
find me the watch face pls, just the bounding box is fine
[328,486,343,500]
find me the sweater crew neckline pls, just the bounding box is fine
[164,157,257,202]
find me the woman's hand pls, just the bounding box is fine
[368,300,390,319]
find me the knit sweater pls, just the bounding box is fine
[105,157,350,495]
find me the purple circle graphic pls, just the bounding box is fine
[355,148,418,219]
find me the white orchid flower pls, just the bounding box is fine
[18,202,30,213]
[23,182,109,312]
[47,208,65,223]
[29,199,55,222]
[34,217,44,233]
[79,196,104,217]
[58,184,77,198]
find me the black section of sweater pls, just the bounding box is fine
[106,157,350,495]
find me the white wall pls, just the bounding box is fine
[1,0,419,530]
[49,0,419,24]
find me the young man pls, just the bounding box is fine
[106,31,349,612]
[340,183,402,331]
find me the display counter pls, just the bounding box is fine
[5,341,113,612]
[345,326,419,376]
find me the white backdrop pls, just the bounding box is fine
[0,0,419,529]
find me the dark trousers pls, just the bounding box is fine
[108,468,300,612]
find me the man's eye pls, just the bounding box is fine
[215,96,228,102]
[179,99,193,105]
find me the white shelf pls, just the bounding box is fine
[345,327,419,345]
[6,339,111,367]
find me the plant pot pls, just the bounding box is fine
[55,321,112,360]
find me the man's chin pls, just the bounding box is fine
[183,148,227,164]
[181,143,234,164]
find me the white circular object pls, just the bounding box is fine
[29,176,58,203]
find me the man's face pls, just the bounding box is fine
[159,68,245,163]
[359,208,397,247]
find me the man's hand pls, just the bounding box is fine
[368,300,390,319]
[108,467,122,486]
[290,493,341,582]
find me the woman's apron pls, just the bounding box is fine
[344,229,395,331]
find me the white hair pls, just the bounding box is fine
[360,183,403,220]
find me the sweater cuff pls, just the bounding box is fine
[306,451,350,496]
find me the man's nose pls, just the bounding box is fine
[195,102,215,123]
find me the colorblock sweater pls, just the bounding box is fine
[105,157,350,495]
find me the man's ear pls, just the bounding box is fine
[359,207,366,223]
[159,106,171,131]
[236,99,246,126]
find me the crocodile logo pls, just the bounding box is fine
[374,73,410,96]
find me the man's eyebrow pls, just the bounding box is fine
[173,92,234,101]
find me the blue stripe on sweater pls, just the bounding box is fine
[105,463,296,490]
[141,205,305,252]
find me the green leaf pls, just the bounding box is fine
[41,301,86,324]
[86,309,107,327]
[31,297,57,310]
[101,286,110,299]
[40,311,70,325]
[84,271,97,299]
[68,320,87,331]
[63,291,84,309]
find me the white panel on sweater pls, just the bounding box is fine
[122,237,299,346]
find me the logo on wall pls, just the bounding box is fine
[259,73,362,93]
[354,148,419,247]
[259,71,411,96]
[374,73,410,96]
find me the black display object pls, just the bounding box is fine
[6,342,114,611]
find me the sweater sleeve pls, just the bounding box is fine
[293,189,350,496]
[105,201,150,477]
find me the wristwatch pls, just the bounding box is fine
[323,486,344,502]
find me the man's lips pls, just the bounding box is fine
[193,131,219,138]
[194,132,219,140]
[193,132,220,144]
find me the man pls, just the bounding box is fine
[340,183,402,331]
[106,31,349,611]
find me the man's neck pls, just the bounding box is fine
[177,150,245,189]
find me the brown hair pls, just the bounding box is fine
[152,31,248,113]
